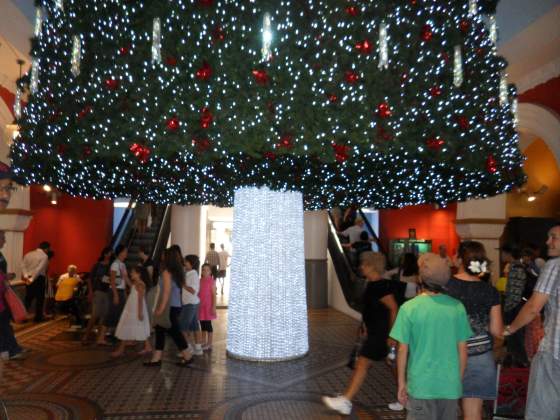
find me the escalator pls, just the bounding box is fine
[109,203,172,268]
[327,209,384,312]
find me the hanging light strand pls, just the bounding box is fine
[30,58,40,94]
[261,12,273,62]
[34,7,43,38]
[14,88,22,119]
[378,22,388,70]
[468,0,478,16]
[488,14,498,44]
[71,35,81,76]
[511,97,519,128]
[151,18,162,65]
[499,73,508,106]
[453,45,463,87]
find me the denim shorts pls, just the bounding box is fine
[179,304,200,332]
[463,351,497,399]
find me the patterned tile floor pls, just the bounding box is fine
[1,309,405,420]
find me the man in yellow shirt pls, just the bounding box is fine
[55,265,83,326]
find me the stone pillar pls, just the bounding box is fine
[170,205,207,259]
[455,195,507,285]
[1,124,32,280]
[304,210,328,309]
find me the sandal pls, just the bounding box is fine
[176,357,194,367]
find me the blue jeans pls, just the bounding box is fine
[179,304,200,332]
[526,351,560,420]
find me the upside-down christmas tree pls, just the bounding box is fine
[11,0,523,209]
[11,0,524,360]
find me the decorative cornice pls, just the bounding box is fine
[516,56,560,94]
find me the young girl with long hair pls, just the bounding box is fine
[198,263,217,351]
[111,266,152,357]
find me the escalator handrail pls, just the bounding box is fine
[358,208,385,255]
[150,205,172,263]
[327,211,365,312]
[110,200,136,249]
[327,211,359,277]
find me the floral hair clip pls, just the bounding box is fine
[468,260,488,274]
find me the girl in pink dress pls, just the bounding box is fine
[198,264,217,351]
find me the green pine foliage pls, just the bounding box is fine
[10,0,524,209]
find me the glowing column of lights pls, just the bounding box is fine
[227,187,309,361]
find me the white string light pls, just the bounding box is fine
[55,0,64,12]
[499,73,508,106]
[261,12,273,62]
[34,7,43,38]
[378,22,388,70]
[71,35,81,77]
[453,45,463,87]
[468,0,478,16]
[14,88,22,119]
[488,15,498,45]
[151,18,162,65]
[511,97,518,128]
[30,58,39,94]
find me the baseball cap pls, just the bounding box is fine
[418,252,451,288]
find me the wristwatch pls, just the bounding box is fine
[504,325,512,336]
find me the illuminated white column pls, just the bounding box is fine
[227,187,309,361]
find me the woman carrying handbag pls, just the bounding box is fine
[0,272,25,360]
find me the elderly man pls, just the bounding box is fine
[505,223,560,420]
[55,265,84,326]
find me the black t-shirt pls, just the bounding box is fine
[446,277,500,355]
[352,240,371,258]
[362,280,394,340]
[90,262,110,292]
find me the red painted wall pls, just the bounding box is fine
[23,186,113,276]
[379,203,460,257]
[0,85,16,118]
[519,76,560,115]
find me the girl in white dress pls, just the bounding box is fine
[111,266,151,357]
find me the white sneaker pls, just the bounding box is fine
[388,401,404,411]
[193,345,203,356]
[322,395,352,415]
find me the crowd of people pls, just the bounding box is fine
[323,223,560,420]
[0,239,222,365]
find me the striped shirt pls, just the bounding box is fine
[205,250,220,267]
[536,257,560,360]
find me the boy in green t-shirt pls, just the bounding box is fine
[390,253,472,419]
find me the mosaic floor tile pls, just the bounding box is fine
[1,309,408,420]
